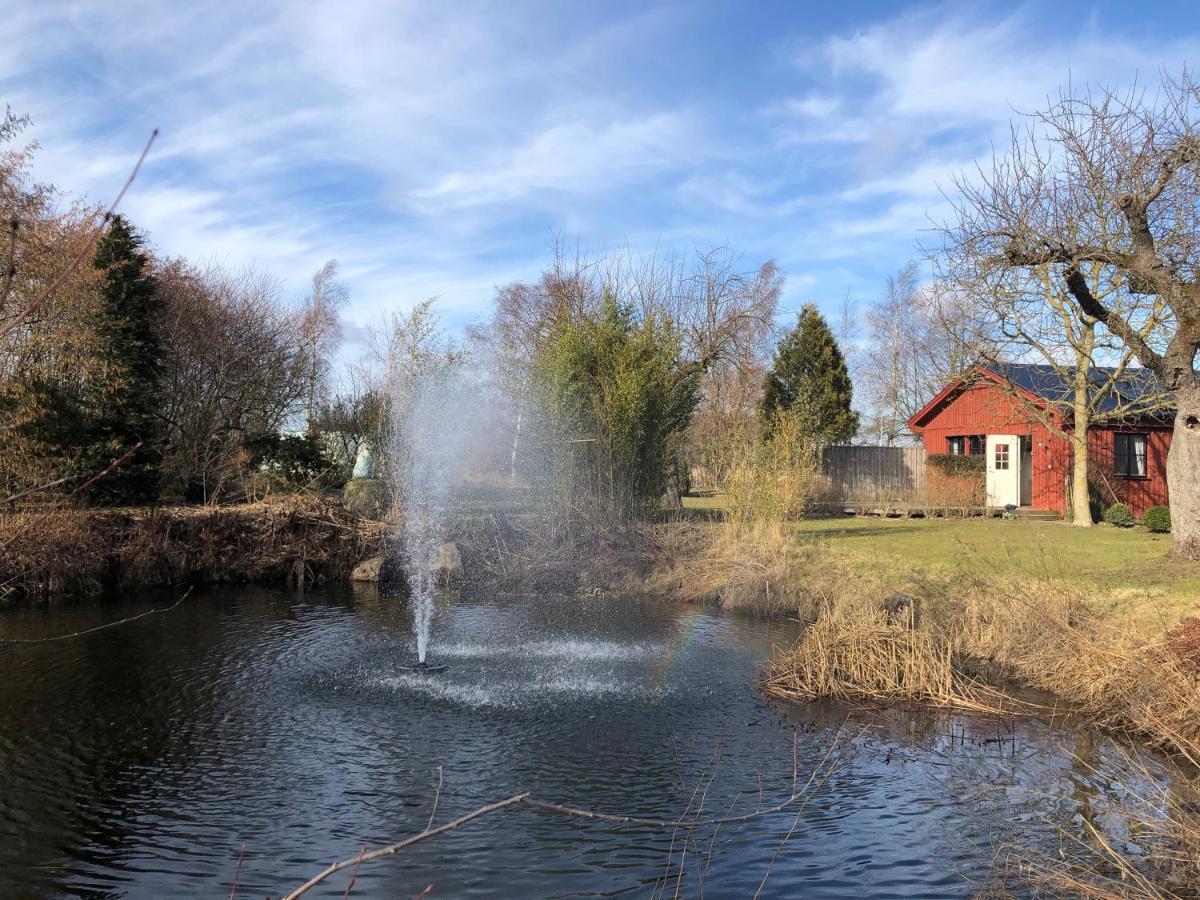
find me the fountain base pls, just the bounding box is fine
[401,662,449,673]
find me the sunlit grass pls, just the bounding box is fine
[681,495,1200,619]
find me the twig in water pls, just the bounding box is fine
[282,793,531,900]
[285,730,858,899]
[229,843,245,900]
[426,766,443,831]
[0,586,193,645]
[342,844,366,899]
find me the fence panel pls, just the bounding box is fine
[821,445,926,502]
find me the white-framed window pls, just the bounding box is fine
[1115,433,1148,478]
[994,442,1010,470]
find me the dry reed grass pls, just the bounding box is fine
[0,495,384,600]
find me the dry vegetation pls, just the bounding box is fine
[0,495,383,600]
[655,479,1200,895]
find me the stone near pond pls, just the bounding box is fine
[352,555,386,582]
[435,541,462,579]
[352,442,376,479]
[342,477,389,520]
[884,592,920,627]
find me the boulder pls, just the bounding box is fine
[342,478,389,520]
[883,592,920,627]
[352,555,386,582]
[435,541,462,579]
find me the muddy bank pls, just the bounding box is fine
[0,497,384,601]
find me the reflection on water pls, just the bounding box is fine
[0,585,1167,898]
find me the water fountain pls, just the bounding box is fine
[388,361,473,666]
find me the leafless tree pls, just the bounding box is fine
[943,258,1172,525]
[298,260,348,431]
[858,262,981,445]
[156,261,309,501]
[939,72,1200,555]
[473,243,782,490]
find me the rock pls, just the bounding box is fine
[352,555,386,582]
[342,478,389,520]
[435,541,462,579]
[352,442,376,479]
[884,592,920,627]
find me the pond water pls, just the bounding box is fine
[0,585,1152,898]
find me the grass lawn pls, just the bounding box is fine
[682,495,1200,619]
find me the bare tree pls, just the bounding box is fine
[949,261,1172,525]
[473,244,782,491]
[858,263,980,445]
[940,73,1200,555]
[156,261,309,501]
[298,260,348,430]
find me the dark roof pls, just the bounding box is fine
[984,363,1173,418]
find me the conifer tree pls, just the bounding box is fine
[81,215,164,504]
[762,304,858,444]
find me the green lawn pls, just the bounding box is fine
[682,496,1200,615]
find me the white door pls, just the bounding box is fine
[986,435,1021,508]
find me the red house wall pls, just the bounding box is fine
[1087,424,1172,517]
[913,378,1174,517]
[914,380,1073,514]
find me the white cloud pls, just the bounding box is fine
[415,111,699,209]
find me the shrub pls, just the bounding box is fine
[724,409,820,529]
[926,453,985,476]
[1102,502,1135,528]
[247,432,339,490]
[1143,505,1172,533]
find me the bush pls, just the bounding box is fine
[1103,502,1135,528]
[1143,505,1172,533]
[926,453,985,476]
[724,410,820,528]
[247,432,338,490]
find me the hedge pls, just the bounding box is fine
[927,453,985,476]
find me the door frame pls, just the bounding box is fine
[985,434,1021,508]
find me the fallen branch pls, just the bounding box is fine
[282,793,532,900]
[284,730,854,897]
[0,586,193,645]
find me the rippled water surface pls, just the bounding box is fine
[0,585,1143,897]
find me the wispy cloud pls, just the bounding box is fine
[2,0,1197,332]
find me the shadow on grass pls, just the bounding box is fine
[797,524,926,540]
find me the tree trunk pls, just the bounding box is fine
[1070,435,1092,526]
[1168,384,1200,558]
[1070,361,1092,526]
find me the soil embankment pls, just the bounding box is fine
[0,496,384,601]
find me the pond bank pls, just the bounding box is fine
[651,515,1200,892]
[0,497,384,601]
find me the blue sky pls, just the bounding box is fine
[4,1,1199,346]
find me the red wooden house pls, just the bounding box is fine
[907,364,1173,518]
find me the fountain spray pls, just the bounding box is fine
[387,351,476,665]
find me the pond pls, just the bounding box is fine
[0,585,1153,898]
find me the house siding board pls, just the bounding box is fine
[914,381,1073,515]
[1087,424,1172,517]
[913,378,1175,518]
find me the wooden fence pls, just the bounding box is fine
[821,445,926,502]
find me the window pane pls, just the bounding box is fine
[1115,434,1130,476]
[1134,435,1147,477]
[968,435,985,455]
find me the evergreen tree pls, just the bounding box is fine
[81,216,164,504]
[762,304,859,444]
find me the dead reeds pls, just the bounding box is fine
[0,495,385,601]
